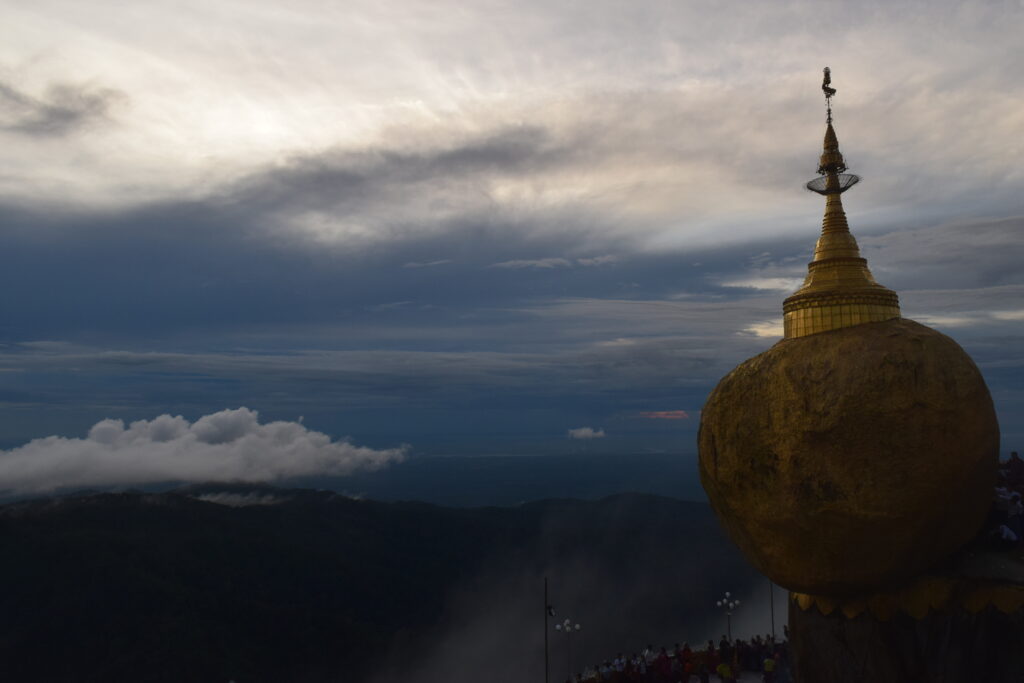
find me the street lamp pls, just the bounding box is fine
[554,617,581,680]
[715,592,740,642]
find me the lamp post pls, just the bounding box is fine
[715,592,740,642]
[554,617,581,680]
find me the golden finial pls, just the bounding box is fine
[782,68,901,338]
[822,66,836,121]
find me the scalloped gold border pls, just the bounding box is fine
[792,578,1024,621]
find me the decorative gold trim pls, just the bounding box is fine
[782,290,901,312]
[783,303,900,338]
[792,578,1024,621]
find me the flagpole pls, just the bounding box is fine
[544,576,550,683]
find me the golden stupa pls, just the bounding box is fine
[698,69,999,596]
[782,83,901,339]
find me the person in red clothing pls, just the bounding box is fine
[675,642,692,682]
[654,647,671,682]
[705,642,719,671]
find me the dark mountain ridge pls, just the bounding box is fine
[0,486,760,683]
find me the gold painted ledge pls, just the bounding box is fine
[792,551,1024,620]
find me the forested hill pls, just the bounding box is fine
[0,487,760,683]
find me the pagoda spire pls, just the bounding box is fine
[782,68,900,339]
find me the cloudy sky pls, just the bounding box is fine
[1,0,1022,491]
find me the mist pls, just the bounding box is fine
[368,497,778,683]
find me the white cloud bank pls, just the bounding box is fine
[490,256,617,269]
[0,407,406,495]
[567,427,605,440]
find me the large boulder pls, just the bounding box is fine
[698,318,999,595]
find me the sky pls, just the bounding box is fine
[1,0,1023,493]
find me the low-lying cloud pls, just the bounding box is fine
[0,407,406,495]
[568,427,605,440]
[194,491,290,507]
[638,410,690,420]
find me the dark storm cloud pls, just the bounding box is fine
[0,79,119,136]
[216,125,583,242]
[0,297,770,431]
[860,216,1024,291]
[0,115,751,343]
[1,111,1022,451]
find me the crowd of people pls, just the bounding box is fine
[991,451,1024,546]
[575,632,790,683]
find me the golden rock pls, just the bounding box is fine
[698,318,998,595]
